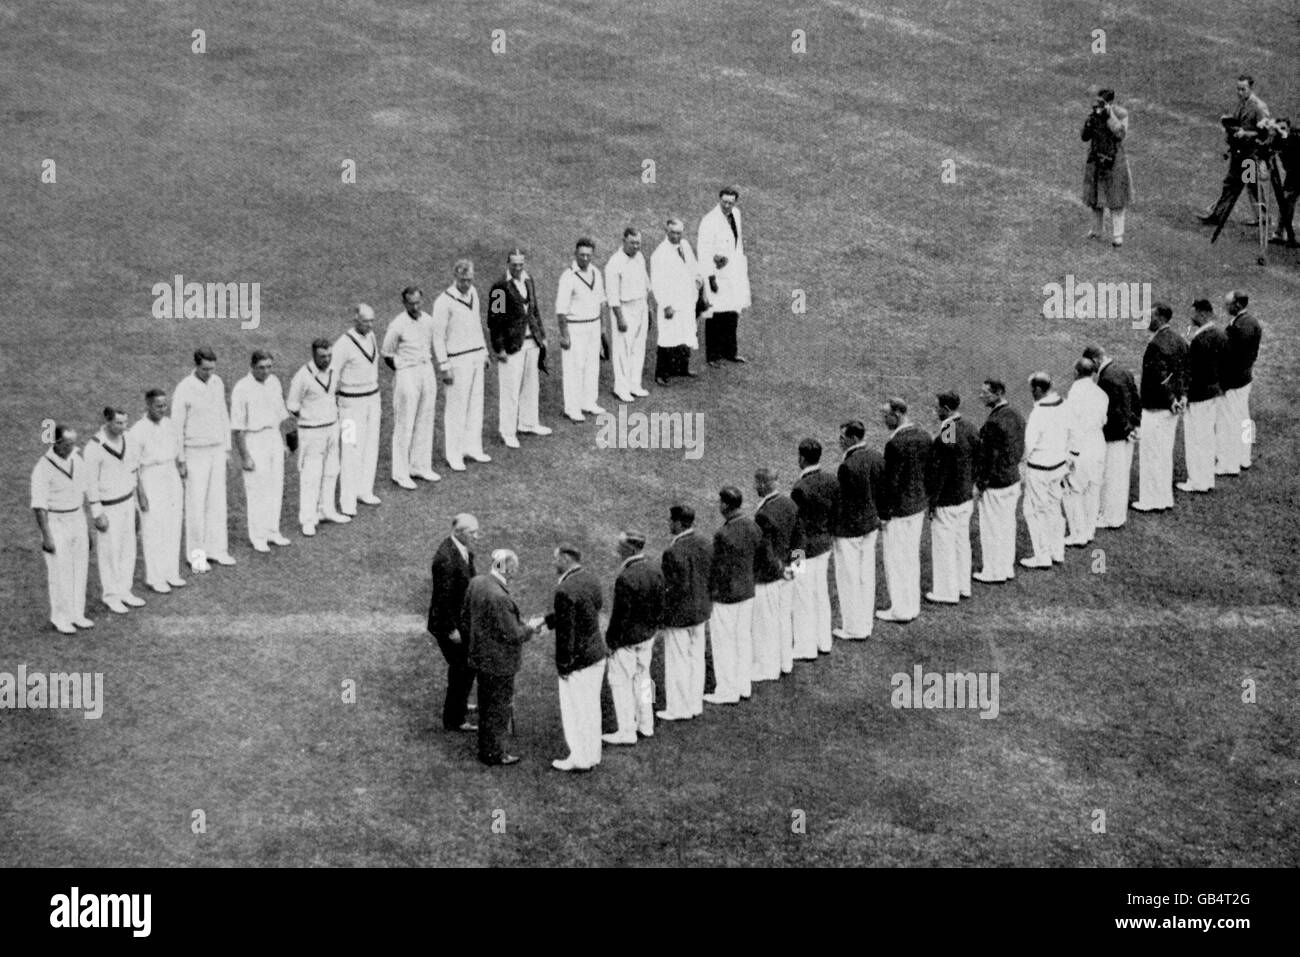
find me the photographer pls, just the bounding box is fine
[1199,74,1272,226]
[1082,88,1131,247]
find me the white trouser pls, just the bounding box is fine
[1063,451,1103,543]
[444,351,486,466]
[1216,384,1252,473]
[297,422,340,526]
[45,510,89,627]
[929,501,973,601]
[557,658,606,768]
[608,637,655,737]
[1097,440,1134,527]
[978,482,1020,579]
[1137,409,1177,509]
[791,550,831,657]
[497,340,541,439]
[96,498,138,601]
[882,511,924,619]
[1183,398,1217,490]
[138,464,182,586]
[612,299,648,397]
[709,598,754,702]
[661,623,706,717]
[833,531,878,635]
[775,579,795,673]
[391,364,437,481]
[183,445,229,564]
[337,392,380,509]
[751,580,787,682]
[241,428,284,544]
[1023,466,1067,562]
[561,320,601,417]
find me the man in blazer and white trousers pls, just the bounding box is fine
[656,504,712,721]
[833,420,884,637]
[488,249,552,448]
[877,398,931,623]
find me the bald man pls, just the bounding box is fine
[333,303,383,513]
[428,514,480,732]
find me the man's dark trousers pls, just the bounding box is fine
[476,672,514,764]
[705,312,739,362]
[438,633,475,730]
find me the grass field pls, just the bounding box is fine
[2,0,1298,867]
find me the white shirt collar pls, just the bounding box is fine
[757,490,779,508]
[672,527,694,543]
[490,569,508,589]
[1190,321,1215,340]
[558,564,582,584]
[619,553,646,572]
[450,534,469,562]
[799,464,820,477]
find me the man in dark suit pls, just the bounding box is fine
[706,486,763,705]
[753,467,802,680]
[426,513,480,732]
[603,531,664,745]
[488,248,552,449]
[833,420,885,639]
[466,549,539,766]
[544,544,607,772]
[925,392,980,604]
[790,439,840,659]
[1133,302,1189,512]
[656,504,713,721]
[1217,289,1263,476]
[1179,299,1229,493]
[973,379,1026,583]
[877,398,931,623]
[1082,345,1141,528]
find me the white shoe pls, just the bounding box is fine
[358,494,382,506]
[190,560,210,574]
[519,425,553,436]
[412,470,442,482]
[564,414,586,423]
[105,599,129,614]
[874,609,915,623]
[72,618,95,629]
[584,405,607,415]
[252,541,271,553]
[601,733,637,746]
[466,452,492,463]
[321,512,352,524]
[210,554,237,566]
[614,393,635,403]
[122,594,146,608]
[501,434,521,449]
[54,621,78,635]
[446,460,467,472]
[1019,556,1053,569]
[393,477,418,490]
[168,577,188,588]
[631,389,650,398]
[301,524,317,537]
[269,536,292,547]
[149,582,172,594]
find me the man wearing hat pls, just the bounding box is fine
[790,439,839,657]
[545,544,608,772]
[974,379,1025,582]
[1132,302,1189,512]
[877,399,931,622]
[753,467,801,679]
[1020,373,1070,568]
[427,513,480,733]
[466,549,539,766]
[656,504,712,721]
[1179,300,1227,493]
[603,530,664,745]
[925,392,979,604]
[706,486,763,705]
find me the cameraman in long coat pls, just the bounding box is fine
[1082,88,1132,247]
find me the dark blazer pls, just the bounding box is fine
[754,492,802,585]
[1187,324,1228,403]
[545,566,607,676]
[710,513,763,604]
[661,529,712,628]
[465,573,532,677]
[1221,310,1262,390]
[426,536,475,639]
[791,467,839,558]
[1141,325,1190,411]
[881,424,931,519]
[927,415,980,508]
[976,403,1026,489]
[605,554,665,650]
[487,273,546,356]
[1095,360,1141,441]
[835,445,885,537]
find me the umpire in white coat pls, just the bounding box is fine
[697,186,751,366]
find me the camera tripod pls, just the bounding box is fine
[1210,147,1286,265]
